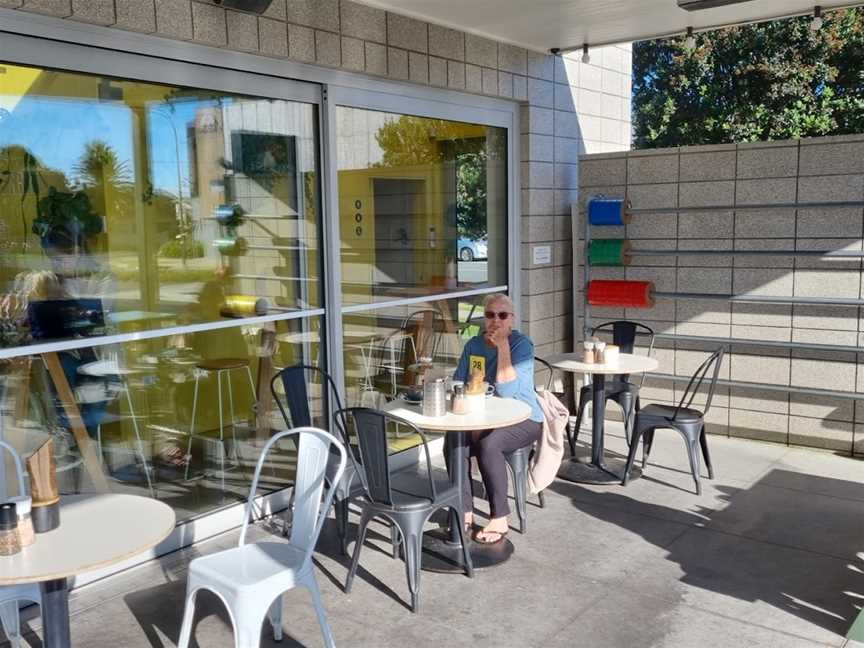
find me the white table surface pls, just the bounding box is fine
[77,359,143,377]
[547,352,658,375]
[0,494,175,585]
[382,396,531,432]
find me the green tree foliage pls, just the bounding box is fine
[375,116,489,240]
[632,8,864,148]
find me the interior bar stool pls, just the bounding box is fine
[185,358,257,490]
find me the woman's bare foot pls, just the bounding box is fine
[473,516,509,543]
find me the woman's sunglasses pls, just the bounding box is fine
[484,311,512,320]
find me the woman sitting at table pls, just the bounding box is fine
[452,293,544,544]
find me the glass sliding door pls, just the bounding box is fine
[0,62,323,522]
[335,106,509,439]
[336,108,508,306]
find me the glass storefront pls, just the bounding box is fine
[0,56,513,540]
[0,63,323,520]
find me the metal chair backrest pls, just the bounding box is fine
[400,308,445,360]
[672,348,725,420]
[335,407,437,507]
[591,320,656,384]
[534,356,554,392]
[271,364,346,446]
[239,427,346,568]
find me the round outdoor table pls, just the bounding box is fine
[551,353,658,485]
[381,396,531,573]
[0,494,175,648]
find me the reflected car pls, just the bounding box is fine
[457,237,487,262]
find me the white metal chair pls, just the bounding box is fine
[0,440,41,648]
[177,426,346,648]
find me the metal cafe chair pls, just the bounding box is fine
[178,427,346,648]
[569,320,656,453]
[337,407,473,613]
[270,364,357,556]
[500,356,553,534]
[622,348,725,495]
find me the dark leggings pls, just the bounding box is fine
[448,419,543,519]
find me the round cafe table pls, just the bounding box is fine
[381,396,531,573]
[0,494,175,648]
[550,352,658,485]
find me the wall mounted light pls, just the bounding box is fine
[810,5,823,31]
[581,44,591,64]
[685,26,696,49]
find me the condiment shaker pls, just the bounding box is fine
[10,495,35,547]
[594,341,607,364]
[583,340,595,363]
[451,382,467,415]
[0,502,21,556]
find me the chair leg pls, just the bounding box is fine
[217,370,226,492]
[680,430,703,495]
[642,429,656,470]
[402,525,423,613]
[268,594,283,642]
[345,509,372,593]
[184,374,201,481]
[538,489,546,508]
[304,572,336,648]
[334,497,349,557]
[177,590,198,648]
[622,422,649,486]
[699,426,714,479]
[570,395,589,456]
[452,506,474,578]
[0,600,22,648]
[510,461,528,534]
[390,521,401,559]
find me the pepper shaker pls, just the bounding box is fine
[9,495,35,547]
[0,502,21,556]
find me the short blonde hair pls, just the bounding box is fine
[483,293,514,313]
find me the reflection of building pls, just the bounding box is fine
[189,101,319,312]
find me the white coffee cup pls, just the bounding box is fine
[465,383,495,413]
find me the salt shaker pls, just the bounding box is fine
[594,341,607,364]
[583,340,595,363]
[451,382,467,415]
[0,502,21,556]
[10,495,35,547]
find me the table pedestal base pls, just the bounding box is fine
[557,457,641,485]
[40,578,70,648]
[420,529,514,573]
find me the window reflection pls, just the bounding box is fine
[0,316,323,520]
[0,63,320,351]
[337,108,507,304]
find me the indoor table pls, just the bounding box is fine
[0,494,175,647]
[382,396,530,573]
[550,352,658,485]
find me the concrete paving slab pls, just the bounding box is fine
[628,526,862,645]
[2,430,860,648]
[704,473,864,560]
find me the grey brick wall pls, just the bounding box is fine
[3,0,633,370]
[578,135,864,455]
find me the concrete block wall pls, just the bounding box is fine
[578,134,864,455]
[0,0,633,363]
